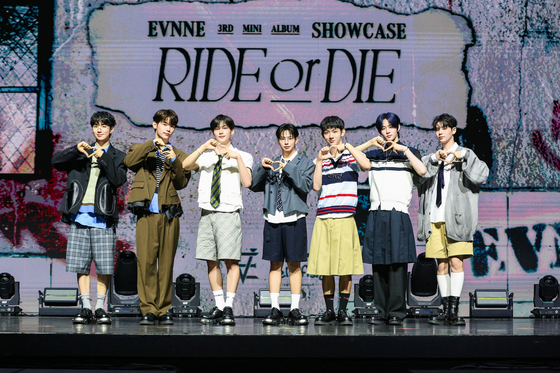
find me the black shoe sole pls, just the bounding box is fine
[446,320,466,326]
[96,318,112,325]
[200,317,222,325]
[338,320,353,326]
[220,319,236,326]
[159,320,174,325]
[262,319,284,326]
[367,320,386,325]
[287,318,309,326]
[72,319,91,325]
[139,320,156,325]
[314,320,337,325]
[428,319,444,325]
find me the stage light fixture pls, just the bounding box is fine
[38,288,79,316]
[358,275,374,302]
[0,273,21,316]
[0,273,15,299]
[407,253,441,317]
[172,275,201,317]
[539,275,559,302]
[114,250,138,295]
[353,275,379,317]
[253,288,293,317]
[175,273,196,300]
[469,289,513,318]
[532,275,560,318]
[107,250,141,316]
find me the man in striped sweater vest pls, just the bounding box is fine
[307,116,371,326]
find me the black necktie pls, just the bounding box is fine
[436,162,445,207]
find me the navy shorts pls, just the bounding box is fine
[263,218,308,263]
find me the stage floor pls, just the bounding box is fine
[1,316,559,371]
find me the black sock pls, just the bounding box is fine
[339,292,350,312]
[324,295,334,312]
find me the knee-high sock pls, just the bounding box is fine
[437,274,450,297]
[450,271,464,297]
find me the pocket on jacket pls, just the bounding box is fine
[131,181,144,189]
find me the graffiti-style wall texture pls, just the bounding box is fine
[0,0,559,316]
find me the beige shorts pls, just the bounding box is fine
[425,222,473,259]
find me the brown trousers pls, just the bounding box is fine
[136,213,180,317]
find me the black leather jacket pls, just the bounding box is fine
[51,144,127,227]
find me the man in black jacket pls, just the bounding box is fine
[52,111,127,325]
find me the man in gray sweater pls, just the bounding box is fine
[417,113,489,326]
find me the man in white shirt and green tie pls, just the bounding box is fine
[183,114,253,326]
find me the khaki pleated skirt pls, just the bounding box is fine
[307,216,364,276]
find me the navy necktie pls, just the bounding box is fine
[436,162,445,207]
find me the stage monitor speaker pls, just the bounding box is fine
[469,289,513,318]
[113,250,137,295]
[254,288,293,317]
[38,288,80,316]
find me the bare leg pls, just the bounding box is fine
[269,261,283,293]
[287,262,302,295]
[224,259,240,293]
[207,260,223,291]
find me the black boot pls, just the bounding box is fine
[428,296,448,325]
[447,296,465,326]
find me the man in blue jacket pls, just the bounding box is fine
[52,111,127,325]
[417,113,489,326]
[250,123,315,325]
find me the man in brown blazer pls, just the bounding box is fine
[124,109,190,325]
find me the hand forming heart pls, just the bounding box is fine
[77,142,96,158]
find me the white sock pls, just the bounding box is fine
[437,274,450,297]
[450,271,465,297]
[225,292,236,308]
[80,294,91,309]
[213,290,225,310]
[95,294,106,310]
[270,292,280,309]
[290,294,301,310]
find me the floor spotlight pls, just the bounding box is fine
[172,273,201,317]
[353,275,379,317]
[532,275,560,318]
[407,253,441,317]
[108,250,141,316]
[469,289,513,318]
[0,273,21,316]
[38,288,79,316]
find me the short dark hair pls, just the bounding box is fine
[276,123,299,139]
[153,109,178,127]
[210,114,235,131]
[432,113,457,130]
[374,112,400,132]
[320,116,345,132]
[90,111,116,128]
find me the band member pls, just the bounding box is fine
[183,114,253,326]
[52,111,126,325]
[124,109,190,325]
[308,116,370,326]
[355,112,426,325]
[250,123,314,325]
[417,113,489,326]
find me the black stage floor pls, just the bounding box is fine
[1,316,560,372]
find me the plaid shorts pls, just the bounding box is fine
[195,210,242,261]
[66,223,116,275]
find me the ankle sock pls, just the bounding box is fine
[290,293,300,310]
[339,292,350,312]
[270,292,280,309]
[95,294,106,310]
[324,294,334,313]
[80,294,91,309]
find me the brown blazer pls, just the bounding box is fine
[124,140,190,211]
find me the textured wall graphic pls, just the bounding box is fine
[0,0,559,316]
